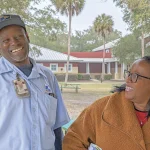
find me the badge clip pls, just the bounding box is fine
[45,85,55,97]
[13,73,30,98]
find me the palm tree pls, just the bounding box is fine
[51,0,85,83]
[93,13,114,82]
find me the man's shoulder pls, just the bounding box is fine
[0,57,12,74]
[37,64,53,74]
[36,64,56,82]
[0,57,3,63]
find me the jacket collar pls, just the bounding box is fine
[102,91,150,150]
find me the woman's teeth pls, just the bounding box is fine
[126,86,133,91]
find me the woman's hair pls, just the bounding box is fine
[142,56,150,116]
[111,84,126,93]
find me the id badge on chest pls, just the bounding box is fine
[13,73,30,98]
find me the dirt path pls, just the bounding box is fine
[62,90,110,119]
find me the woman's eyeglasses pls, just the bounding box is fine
[124,70,150,83]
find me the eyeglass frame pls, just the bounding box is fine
[124,70,150,83]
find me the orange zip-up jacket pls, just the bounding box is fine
[63,91,150,150]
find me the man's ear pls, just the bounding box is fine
[25,32,30,42]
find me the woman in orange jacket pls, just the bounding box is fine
[63,56,150,150]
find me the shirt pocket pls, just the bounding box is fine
[42,94,57,150]
[44,94,57,126]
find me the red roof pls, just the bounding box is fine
[64,52,112,58]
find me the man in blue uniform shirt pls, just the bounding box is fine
[0,14,70,150]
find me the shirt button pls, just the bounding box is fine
[33,107,36,112]
[33,125,36,129]
[32,145,36,150]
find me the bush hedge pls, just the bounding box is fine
[95,74,112,80]
[77,74,91,80]
[55,73,112,81]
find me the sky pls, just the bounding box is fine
[42,0,130,36]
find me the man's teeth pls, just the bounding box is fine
[12,48,22,53]
[126,86,133,91]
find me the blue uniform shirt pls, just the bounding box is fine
[0,57,70,150]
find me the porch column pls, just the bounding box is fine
[107,62,111,74]
[86,63,90,74]
[121,63,126,79]
[114,61,119,79]
[121,63,125,79]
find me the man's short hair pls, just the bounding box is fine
[0,14,26,31]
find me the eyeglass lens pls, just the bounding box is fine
[124,71,137,82]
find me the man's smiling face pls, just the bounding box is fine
[0,25,30,66]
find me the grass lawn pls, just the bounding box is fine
[59,80,124,92]
[61,80,125,119]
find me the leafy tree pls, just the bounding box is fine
[113,32,141,66]
[93,13,114,82]
[30,32,68,52]
[70,27,121,52]
[105,29,122,43]
[71,27,101,51]
[145,46,150,56]
[51,0,86,83]
[113,0,150,57]
[0,0,31,17]
[28,5,67,51]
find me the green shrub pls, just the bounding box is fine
[104,74,112,80]
[55,74,65,81]
[77,74,90,80]
[55,73,78,81]
[82,74,90,80]
[78,74,83,80]
[95,75,101,80]
[68,74,78,81]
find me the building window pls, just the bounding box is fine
[64,64,72,72]
[50,64,58,72]
[106,49,110,53]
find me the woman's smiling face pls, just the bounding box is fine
[125,59,150,108]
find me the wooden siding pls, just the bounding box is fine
[78,63,86,73]
[89,63,102,73]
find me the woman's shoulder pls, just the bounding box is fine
[87,92,123,113]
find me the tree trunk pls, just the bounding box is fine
[65,5,72,84]
[101,37,105,82]
[141,31,145,57]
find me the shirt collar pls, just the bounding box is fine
[29,57,47,79]
[0,57,12,74]
[0,57,46,79]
